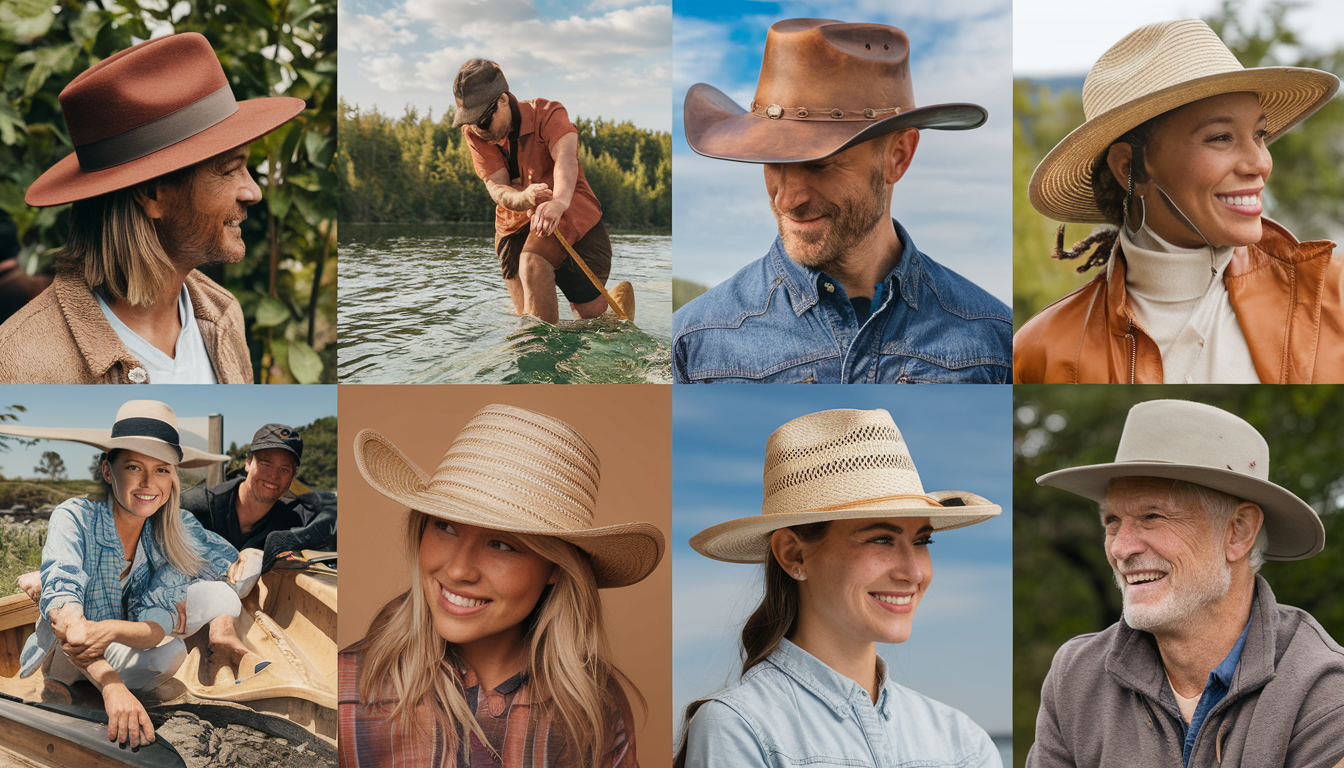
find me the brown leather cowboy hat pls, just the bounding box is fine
[25,32,304,207]
[684,18,987,164]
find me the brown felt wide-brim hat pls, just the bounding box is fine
[26,32,304,207]
[1029,19,1338,223]
[0,399,228,469]
[354,406,665,588]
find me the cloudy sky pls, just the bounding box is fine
[673,385,1012,738]
[339,0,671,130]
[0,387,336,481]
[672,0,1012,300]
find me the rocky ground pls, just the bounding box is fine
[156,712,334,768]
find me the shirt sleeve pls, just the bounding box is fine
[537,101,579,149]
[683,700,769,768]
[464,126,507,180]
[260,491,337,573]
[1026,653,1077,768]
[38,505,89,618]
[129,509,241,634]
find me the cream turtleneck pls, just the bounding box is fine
[1111,224,1260,384]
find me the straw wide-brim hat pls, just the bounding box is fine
[354,405,665,588]
[1029,19,1339,223]
[26,32,304,207]
[684,18,986,164]
[1037,399,1324,561]
[691,409,1000,564]
[0,400,228,469]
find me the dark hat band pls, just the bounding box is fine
[111,417,184,460]
[75,84,238,172]
[750,101,904,121]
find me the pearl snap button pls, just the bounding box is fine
[824,283,835,293]
[128,367,148,383]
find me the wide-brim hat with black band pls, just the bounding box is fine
[1029,19,1338,223]
[25,32,304,207]
[451,58,509,129]
[0,400,228,469]
[354,404,665,588]
[1037,399,1324,561]
[684,18,987,164]
[691,409,1000,564]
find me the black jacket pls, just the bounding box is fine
[181,475,336,573]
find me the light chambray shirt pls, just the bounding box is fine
[95,284,219,384]
[684,639,1001,768]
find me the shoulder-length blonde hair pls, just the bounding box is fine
[95,449,206,577]
[353,511,642,766]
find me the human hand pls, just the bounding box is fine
[102,683,155,748]
[62,619,116,667]
[17,571,40,603]
[531,199,569,238]
[522,182,553,208]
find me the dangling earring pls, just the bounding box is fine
[1123,167,1146,237]
[793,568,806,581]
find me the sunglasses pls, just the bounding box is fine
[475,99,500,131]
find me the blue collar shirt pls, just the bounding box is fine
[1180,612,1252,766]
[672,219,1012,383]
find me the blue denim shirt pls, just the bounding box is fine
[1181,612,1251,766]
[672,220,1012,383]
[20,496,238,677]
[684,639,1001,768]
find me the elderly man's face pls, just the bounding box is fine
[155,144,261,267]
[1101,477,1232,634]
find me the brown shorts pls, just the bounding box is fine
[497,221,613,305]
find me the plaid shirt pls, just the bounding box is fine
[338,649,636,768]
[20,496,239,677]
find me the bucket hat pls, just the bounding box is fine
[354,404,665,588]
[25,32,305,207]
[683,18,987,164]
[691,409,1000,564]
[0,399,228,468]
[1029,19,1338,223]
[451,59,509,129]
[1037,399,1325,560]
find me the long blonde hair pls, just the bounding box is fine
[353,511,642,766]
[97,449,207,577]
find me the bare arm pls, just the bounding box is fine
[531,132,579,237]
[57,607,168,666]
[482,166,552,212]
[84,659,155,747]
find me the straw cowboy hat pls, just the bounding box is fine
[1037,399,1325,560]
[354,404,665,588]
[1029,19,1338,223]
[683,18,987,164]
[691,409,1000,564]
[25,32,305,207]
[0,400,228,468]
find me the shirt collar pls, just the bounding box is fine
[767,638,883,719]
[768,218,924,314]
[1209,609,1252,689]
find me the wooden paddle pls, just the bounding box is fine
[552,229,632,321]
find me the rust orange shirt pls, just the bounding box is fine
[465,97,603,246]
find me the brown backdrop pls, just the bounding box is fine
[338,385,672,766]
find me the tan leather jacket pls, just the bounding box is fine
[0,260,254,384]
[1014,219,1344,383]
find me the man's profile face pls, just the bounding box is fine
[469,93,509,143]
[763,137,890,273]
[155,144,260,267]
[1101,477,1232,634]
[243,447,298,507]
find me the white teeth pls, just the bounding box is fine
[133,494,156,501]
[1125,572,1165,585]
[874,594,913,605]
[442,588,487,608]
[1217,194,1259,207]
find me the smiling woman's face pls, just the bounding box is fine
[102,449,176,520]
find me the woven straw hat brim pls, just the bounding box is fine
[684,82,986,164]
[354,429,664,589]
[0,425,227,468]
[1038,463,1323,561]
[1029,66,1338,223]
[690,490,1001,564]
[26,96,305,207]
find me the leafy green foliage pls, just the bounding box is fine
[338,101,671,229]
[0,0,336,383]
[294,414,335,491]
[32,450,63,480]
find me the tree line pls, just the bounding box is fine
[338,99,671,229]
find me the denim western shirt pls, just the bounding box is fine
[1180,612,1252,766]
[20,497,239,677]
[684,639,1001,768]
[672,220,1012,383]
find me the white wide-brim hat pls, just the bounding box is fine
[691,409,1001,564]
[354,404,665,589]
[1029,19,1338,223]
[1037,399,1324,560]
[0,399,227,469]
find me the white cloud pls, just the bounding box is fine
[339,7,418,53]
[403,0,538,32]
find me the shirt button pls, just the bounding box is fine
[824,283,835,293]
[128,367,148,384]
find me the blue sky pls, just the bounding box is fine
[672,0,1012,298]
[673,385,1012,737]
[0,386,336,481]
[338,0,671,131]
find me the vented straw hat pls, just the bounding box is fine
[1029,19,1338,223]
[691,409,1000,564]
[354,405,665,588]
[0,399,228,468]
[1037,399,1324,560]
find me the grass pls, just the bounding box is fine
[0,479,99,511]
[0,524,44,597]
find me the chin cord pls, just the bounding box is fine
[1147,178,1218,280]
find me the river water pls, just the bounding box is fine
[338,223,671,384]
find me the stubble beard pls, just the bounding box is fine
[770,162,889,275]
[1113,541,1232,635]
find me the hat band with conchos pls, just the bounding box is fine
[77,85,238,172]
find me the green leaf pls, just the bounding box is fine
[0,0,55,45]
[303,129,334,167]
[253,295,290,328]
[286,338,322,384]
[266,184,291,222]
[0,101,24,146]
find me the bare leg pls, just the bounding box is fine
[517,251,561,324]
[571,295,609,319]
[207,614,249,670]
[504,275,526,314]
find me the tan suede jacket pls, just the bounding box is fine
[1014,219,1344,383]
[0,261,254,384]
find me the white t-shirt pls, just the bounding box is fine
[96,285,219,384]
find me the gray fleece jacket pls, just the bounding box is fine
[1028,575,1344,768]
